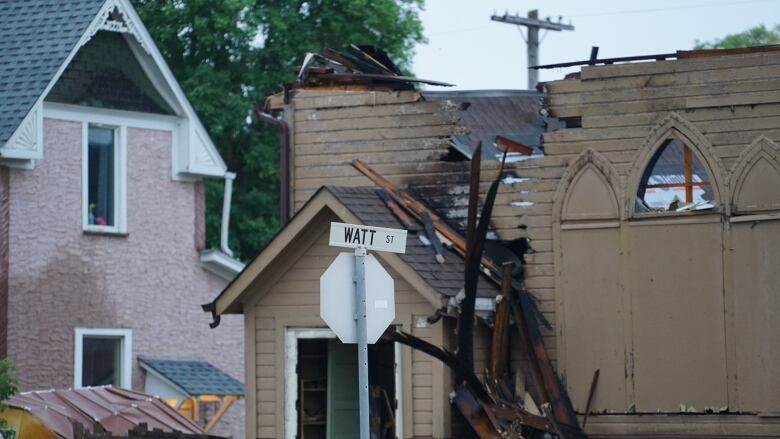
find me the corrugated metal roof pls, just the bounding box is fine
[327,186,498,298]
[3,386,205,439]
[0,0,106,145]
[138,357,245,397]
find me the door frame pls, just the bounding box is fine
[284,327,404,439]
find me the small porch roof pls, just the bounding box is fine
[138,357,244,398]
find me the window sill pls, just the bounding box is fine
[628,210,722,226]
[83,226,128,237]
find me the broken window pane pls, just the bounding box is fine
[635,138,714,212]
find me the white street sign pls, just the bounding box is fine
[329,222,407,254]
[320,252,395,344]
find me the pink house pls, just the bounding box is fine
[0,0,245,436]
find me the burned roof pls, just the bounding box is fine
[139,357,244,397]
[327,186,498,298]
[294,44,454,89]
[0,0,106,145]
[422,89,545,160]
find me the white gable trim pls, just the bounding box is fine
[2,0,227,179]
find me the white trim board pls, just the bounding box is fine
[283,327,404,439]
[74,327,133,389]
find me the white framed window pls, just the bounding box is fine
[82,123,127,233]
[74,328,132,389]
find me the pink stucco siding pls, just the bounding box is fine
[7,117,244,437]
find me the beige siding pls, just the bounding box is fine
[528,50,780,433]
[246,216,441,438]
[285,90,470,215]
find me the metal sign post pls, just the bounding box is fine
[322,222,407,439]
[354,246,369,439]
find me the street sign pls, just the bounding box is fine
[321,222,407,439]
[320,252,395,344]
[329,222,407,254]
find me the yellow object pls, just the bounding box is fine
[1,408,57,439]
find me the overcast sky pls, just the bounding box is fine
[412,0,780,90]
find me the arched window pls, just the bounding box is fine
[635,138,715,213]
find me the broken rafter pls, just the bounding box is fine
[381,329,492,403]
[510,289,580,429]
[458,142,484,377]
[352,159,498,274]
[422,211,445,263]
[488,263,513,382]
[375,188,418,232]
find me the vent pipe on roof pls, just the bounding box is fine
[221,172,237,257]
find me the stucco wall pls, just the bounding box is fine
[7,117,244,437]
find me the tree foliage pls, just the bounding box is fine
[0,359,18,427]
[131,0,425,260]
[694,24,780,49]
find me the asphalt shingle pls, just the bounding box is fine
[0,0,106,144]
[327,186,498,298]
[139,357,245,397]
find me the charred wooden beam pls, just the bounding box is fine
[510,289,580,429]
[375,188,418,232]
[488,263,513,382]
[583,369,600,429]
[459,151,506,378]
[458,142,483,377]
[452,387,503,439]
[381,329,492,403]
[421,211,445,263]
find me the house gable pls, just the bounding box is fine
[214,188,447,315]
[0,0,226,178]
[46,31,174,115]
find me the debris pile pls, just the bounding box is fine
[294,44,453,89]
[355,144,585,438]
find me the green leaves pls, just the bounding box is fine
[132,0,424,260]
[694,24,780,50]
[0,359,18,427]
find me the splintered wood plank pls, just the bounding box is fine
[296,113,457,133]
[295,148,446,167]
[579,51,780,80]
[295,100,454,122]
[287,89,421,110]
[295,124,460,144]
[550,78,780,108]
[687,90,780,109]
[548,63,780,95]
[296,138,450,156]
[583,103,780,128]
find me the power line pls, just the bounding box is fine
[426,0,778,36]
[491,10,574,89]
[570,0,779,18]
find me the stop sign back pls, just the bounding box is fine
[320,252,395,344]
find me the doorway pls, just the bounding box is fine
[285,328,402,439]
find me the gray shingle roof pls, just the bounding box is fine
[422,90,545,159]
[139,357,245,397]
[327,186,498,298]
[0,0,106,144]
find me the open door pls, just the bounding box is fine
[327,340,359,439]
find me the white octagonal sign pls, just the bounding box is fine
[320,253,395,344]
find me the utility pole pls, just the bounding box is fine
[491,10,574,90]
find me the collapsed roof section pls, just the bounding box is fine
[294,44,454,90]
[422,90,546,160]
